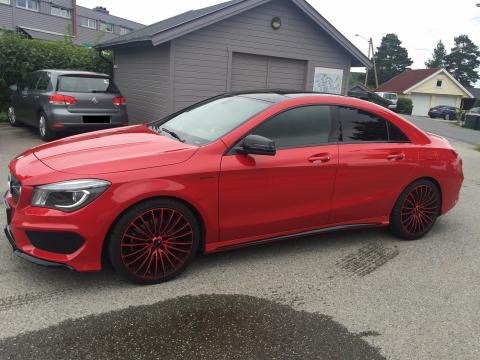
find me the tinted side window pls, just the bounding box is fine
[387,121,410,142]
[36,73,51,91]
[337,106,388,142]
[253,106,332,148]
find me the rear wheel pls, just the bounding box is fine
[390,180,441,240]
[444,113,451,120]
[108,198,200,285]
[38,112,56,142]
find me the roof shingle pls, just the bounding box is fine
[376,68,441,93]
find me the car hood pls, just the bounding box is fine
[33,125,198,175]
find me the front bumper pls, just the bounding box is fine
[3,186,107,272]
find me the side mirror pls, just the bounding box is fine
[237,134,276,156]
[9,84,18,92]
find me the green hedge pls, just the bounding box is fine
[0,33,111,110]
[395,97,413,115]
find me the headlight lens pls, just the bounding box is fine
[31,179,110,212]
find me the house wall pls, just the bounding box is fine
[410,73,467,97]
[0,1,143,44]
[172,0,352,111]
[113,43,171,124]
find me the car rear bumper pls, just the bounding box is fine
[46,108,128,131]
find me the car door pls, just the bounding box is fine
[23,72,43,125]
[219,105,339,244]
[329,106,418,224]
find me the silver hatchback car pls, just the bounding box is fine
[8,70,128,141]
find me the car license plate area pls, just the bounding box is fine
[83,116,111,124]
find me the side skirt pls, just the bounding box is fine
[215,223,385,252]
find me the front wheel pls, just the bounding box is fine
[108,199,200,285]
[390,180,441,240]
[444,114,451,120]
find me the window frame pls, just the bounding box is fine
[51,5,72,19]
[99,21,114,33]
[16,0,39,12]
[80,17,97,30]
[333,105,411,144]
[0,0,12,6]
[436,80,443,88]
[119,26,133,35]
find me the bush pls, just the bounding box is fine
[396,97,413,115]
[0,33,111,110]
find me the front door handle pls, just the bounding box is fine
[308,153,331,163]
[387,152,405,161]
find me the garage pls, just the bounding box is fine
[231,53,307,91]
[99,0,370,123]
[411,94,431,116]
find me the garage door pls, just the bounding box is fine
[433,95,457,108]
[411,94,432,116]
[231,53,306,92]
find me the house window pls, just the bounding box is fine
[119,26,133,35]
[436,80,443,87]
[0,0,12,5]
[80,17,97,30]
[51,6,72,19]
[99,21,114,33]
[16,0,39,11]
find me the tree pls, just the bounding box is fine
[425,40,447,68]
[370,33,413,86]
[445,35,480,87]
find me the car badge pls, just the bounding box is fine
[91,97,99,104]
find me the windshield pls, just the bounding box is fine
[149,96,272,146]
[384,93,397,100]
[58,76,119,93]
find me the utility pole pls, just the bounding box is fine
[356,34,379,88]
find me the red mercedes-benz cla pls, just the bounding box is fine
[4,92,463,284]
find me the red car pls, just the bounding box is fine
[4,92,463,284]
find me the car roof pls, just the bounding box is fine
[37,69,110,77]
[226,90,344,103]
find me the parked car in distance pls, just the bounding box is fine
[428,105,458,120]
[467,107,480,115]
[4,91,463,285]
[375,92,398,110]
[8,70,128,141]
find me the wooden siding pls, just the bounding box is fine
[410,72,469,97]
[173,0,351,110]
[0,3,13,30]
[114,43,170,124]
[16,8,69,34]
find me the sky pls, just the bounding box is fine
[78,0,480,79]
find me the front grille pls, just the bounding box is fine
[26,231,85,254]
[8,172,21,203]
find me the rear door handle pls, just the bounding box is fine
[387,152,405,161]
[308,153,331,163]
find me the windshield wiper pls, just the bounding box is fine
[161,127,185,143]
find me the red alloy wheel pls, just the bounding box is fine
[400,184,439,236]
[120,208,194,281]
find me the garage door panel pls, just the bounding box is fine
[433,95,457,107]
[231,52,306,92]
[411,94,431,116]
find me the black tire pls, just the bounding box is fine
[390,179,441,240]
[7,106,22,127]
[108,198,200,285]
[38,112,56,142]
[444,114,450,120]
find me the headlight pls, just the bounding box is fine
[31,179,110,212]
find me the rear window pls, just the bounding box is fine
[57,76,119,93]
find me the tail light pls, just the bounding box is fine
[112,96,126,106]
[49,94,77,105]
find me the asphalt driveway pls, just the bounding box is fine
[0,123,480,359]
